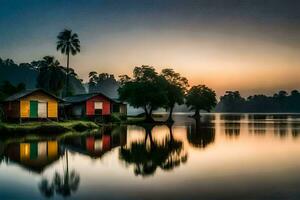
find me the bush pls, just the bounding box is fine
[110,113,127,123]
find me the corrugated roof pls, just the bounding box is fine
[4,88,61,102]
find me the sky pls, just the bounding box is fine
[0,0,300,96]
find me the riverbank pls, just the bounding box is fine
[0,120,99,136]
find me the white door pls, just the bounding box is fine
[38,102,47,118]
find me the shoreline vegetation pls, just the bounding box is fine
[0,120,99,136]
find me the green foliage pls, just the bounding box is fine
[0,121,99,135]
[218,91,245,112]
[56,29,80,56]
[36,56,65,96]
[216,90,300,112]
[185,85,217,115]
[0,57,85,96]
[118,65,168,121]
[161,68,189,121]
[0,80,26,101]
[110,113,127,123]
[88,72,115,92]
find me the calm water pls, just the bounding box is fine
[1,114,300,200]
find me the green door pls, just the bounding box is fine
[30,142,38,159]
[30,101,38,118]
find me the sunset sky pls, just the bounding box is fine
[1,0,300,96]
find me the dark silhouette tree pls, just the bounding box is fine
[216,89,300,113]
[0,81,26,101]
[185,85,217,119]
[217,91,246,112]
[161,68,189,122]
[57,29,80,96]
[36,56,65,96]
[118,66,168,122]
[88,72,116,93]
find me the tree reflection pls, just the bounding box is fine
[38,179,54,198]
[39,151,80,198]
[291,122,300,138]
[187,119,215,149]
[119,123,187,177]
[222,115,241,137]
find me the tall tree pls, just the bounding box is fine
[118,66,168,122]
[185,85,217,119]
[36,56,65,96]
[161,68,189,122]
[56,29,80,96]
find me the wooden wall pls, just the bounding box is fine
[4,101,20,118]
[20,91,58,118]
[86,95,111,116]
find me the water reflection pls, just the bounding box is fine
[248,115,267,135]
[187,120,215,149]
[119,124,187,177]
[64,126,127,158]
[39,152,80,198]
[221,114,241,137]
[4,141,62,173]
[1,114,300,199]
[291,122,300,138]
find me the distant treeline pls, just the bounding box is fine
[215,91,300,113]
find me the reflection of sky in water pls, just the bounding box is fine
[1,114,300,199]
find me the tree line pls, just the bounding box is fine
[216,90,300,113]
[0,56,82,98]
[118,65,217,122]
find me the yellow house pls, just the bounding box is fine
[3,89,61,121]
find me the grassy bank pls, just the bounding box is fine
[0,120,99,136]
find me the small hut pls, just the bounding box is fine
[3,89,60,121]
[63,93,127,119]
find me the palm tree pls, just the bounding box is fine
[56,29,80,96]
[42,56,60,68]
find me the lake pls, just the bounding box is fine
[1,113,300,200]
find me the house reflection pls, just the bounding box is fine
[64,126,127,158]
[4,140,61,173]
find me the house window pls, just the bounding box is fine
[94,102,103,115]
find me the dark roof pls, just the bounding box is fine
[4,88,61,102]
[63,92,115,103]
[112,98,126,104]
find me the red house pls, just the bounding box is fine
[63,93,126,119]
